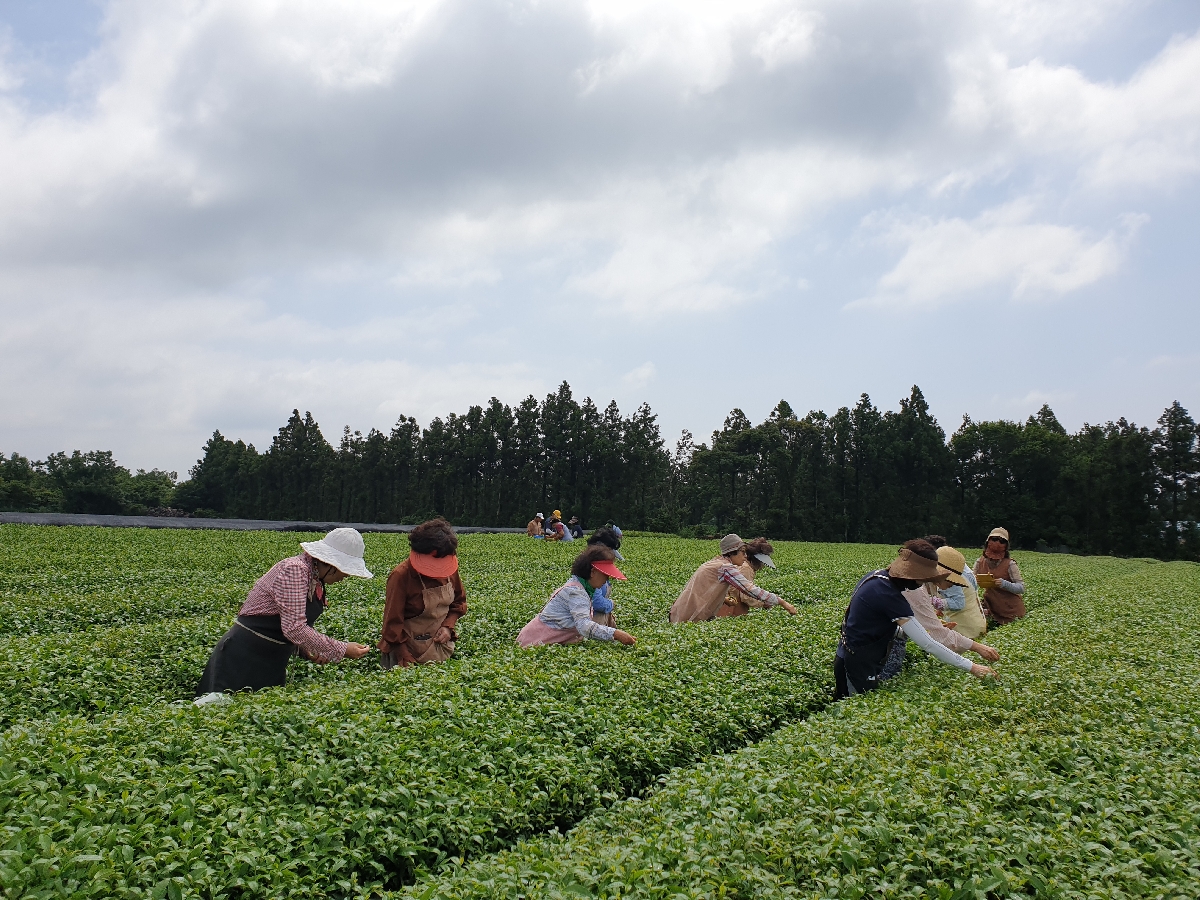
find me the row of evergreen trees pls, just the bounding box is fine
[3,384,1197,559]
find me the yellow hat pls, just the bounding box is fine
[552,509,562,518]
[936,546,969,587]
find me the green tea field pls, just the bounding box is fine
[1,525,1197,898]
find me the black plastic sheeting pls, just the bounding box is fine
[0,513,524,534]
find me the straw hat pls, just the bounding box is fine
[936,546,969,586]
[301,528,373,578]
[719,533,745,555]
[887,546,941,581]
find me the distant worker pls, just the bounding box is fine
[526,512,545,537]
[835,539,997,699]
[567,516,584,539]
[670,534,798,623]
[378,518,467,668]
[974,527,1026,626]
[587,524,624,559]
[544,516,564,541]
[195,528,373,698]
[517,545,638,647]
[716,536,776,617]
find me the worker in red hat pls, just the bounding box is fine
[379,518,468,668]
[517,545,638,648]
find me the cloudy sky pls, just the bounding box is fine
[2,0,1198,475]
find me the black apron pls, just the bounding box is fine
[833,572,901,700]
[195,582,326,695]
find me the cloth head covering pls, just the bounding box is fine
[987,527,1010,543]
[552,509,562,518]
[719,533,745,555]
[301,528,373,578]
[753,552,777,569]
[936,546,969,586]
[591,559,626,581]
[887,546,941,582]
[409,550,458,578]
[535,512,544,519]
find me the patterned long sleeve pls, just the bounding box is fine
[719,565,781,607]
[239,555,347,662]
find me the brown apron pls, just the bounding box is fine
[974,556,1025,625]
[404,575,457,664]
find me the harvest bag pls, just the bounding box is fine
[403,575,456,664]
[195,580,325,695]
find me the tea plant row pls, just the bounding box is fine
[401,559,1200,899]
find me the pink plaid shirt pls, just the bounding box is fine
[238,553,347,662]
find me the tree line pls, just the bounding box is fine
[2,384,1197,559]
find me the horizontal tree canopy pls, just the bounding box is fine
[2,385,1197,560]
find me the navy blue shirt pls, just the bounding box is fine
[840,570,914,650]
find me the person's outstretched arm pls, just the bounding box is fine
[897,617,995,678]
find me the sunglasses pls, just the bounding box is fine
[988,536,1008,544]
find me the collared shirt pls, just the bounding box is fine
[238,553,347,662]
[536,576,617,641]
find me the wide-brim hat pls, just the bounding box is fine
[592,559,626,581]
[552,509,562,518]
[409,551,458,578]
[301,528,373,578]
[753,553,776,569]
[719,533,745,555]
[987,527,1010,543]
[887,546,941,582]
[936,546,969,587]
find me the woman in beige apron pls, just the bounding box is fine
[379,518,468,669]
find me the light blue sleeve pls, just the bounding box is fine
[591,581,613,614]
[939,584,966,611]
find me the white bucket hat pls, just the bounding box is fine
[301,528,373,578]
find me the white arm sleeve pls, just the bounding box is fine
[899,618,974,671]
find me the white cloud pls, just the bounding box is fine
[855,201,1145,309]
[1,0,1198,466]
[753,9,820,71]
[622,361,657,387]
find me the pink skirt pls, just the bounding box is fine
[517,616,583,648]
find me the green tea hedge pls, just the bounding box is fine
[402,560,1200,899]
